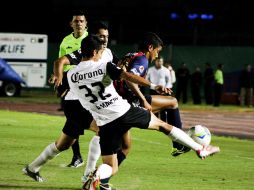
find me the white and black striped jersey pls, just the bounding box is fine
[64,48,114,100]
[67,61,131,126]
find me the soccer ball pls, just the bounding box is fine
[187,125,211,146]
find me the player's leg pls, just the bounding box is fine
[22,132,75,182]
[83,135,101,177]
[148,112,220,159]
[83,121,121,190]
[68,137,84,168]
[118,130,131,166]
[83,120,101,180]
[63,100,85,168]
[100,154,118,184]
[83,120,130,179]
[82,154,117,190]
[151,95,191,155]
[23,99,89,182]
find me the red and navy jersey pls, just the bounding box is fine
[113,52,148,102]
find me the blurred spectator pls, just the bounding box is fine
[214,64,224,107]
[191,66,202,104]
[146,56,172,95]
[176,62,190,104]
[204,62,214,105]
[239,64,254,107]
[164,61,176,89]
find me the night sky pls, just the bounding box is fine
[1,0,253,45]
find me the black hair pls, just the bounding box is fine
[138,32,163,51]
[218,63,223,69]
[81,35,103,58]
[89,21,109,35]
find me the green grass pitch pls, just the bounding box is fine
[0,110,254,190]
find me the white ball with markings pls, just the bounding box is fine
[188,125,211,146]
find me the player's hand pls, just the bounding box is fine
[155,85,172,95]
[48,74,55,85]
[141,100,152,111]
[48,74,63,90]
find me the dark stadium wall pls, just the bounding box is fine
[46,43,253,100]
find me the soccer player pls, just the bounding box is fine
[67,34,220,190]
[114,33,190,156]
[22,22,113,183]
[54,21,133,188]
[58,9,88,168]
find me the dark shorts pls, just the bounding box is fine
[98,105,151,155]
[130,94,152,107]
[62,100,93,139]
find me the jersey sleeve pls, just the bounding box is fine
[106,62,123,80]
[129,56,148,77]
[65,50,82,65]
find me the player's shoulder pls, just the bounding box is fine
[133,54,147,64]
[103,48,113,55]
[101,48,113,61]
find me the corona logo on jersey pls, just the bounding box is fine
[71,69,104,83]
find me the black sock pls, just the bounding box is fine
[100,177,110,184]
[72,137,82,158]
[165,108,182,129]
[117,150,126,166]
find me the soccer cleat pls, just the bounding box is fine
[22,165,44,182]
[67,156,84,168]
[196,145,220,160]
[81,174,90,184]
[171,146,191,157]
[99,183,116,190]
[82,169,100,190]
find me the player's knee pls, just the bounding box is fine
[172,97,178,108]
[166,96,178,109]
[55,141,72,151]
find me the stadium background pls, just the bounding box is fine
[1,0,253,101]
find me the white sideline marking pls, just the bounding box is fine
[132,137,168,147]
[234,155,254,161]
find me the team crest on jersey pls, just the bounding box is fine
[139,66,145,73]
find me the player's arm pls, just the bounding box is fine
[107,62,171,95]
[121,71,171,95]
[125,58,152,110]
[52,56,70,88]
[126,80,152,109]
[52,50,81,88]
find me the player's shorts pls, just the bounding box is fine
[130,94,152,107]
[62,100,93,139]
[99,105,151,155]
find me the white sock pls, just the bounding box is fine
[97,164,112,180]
[28,142,60,173]
[169,127,203,151]
[84,136,101,176]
